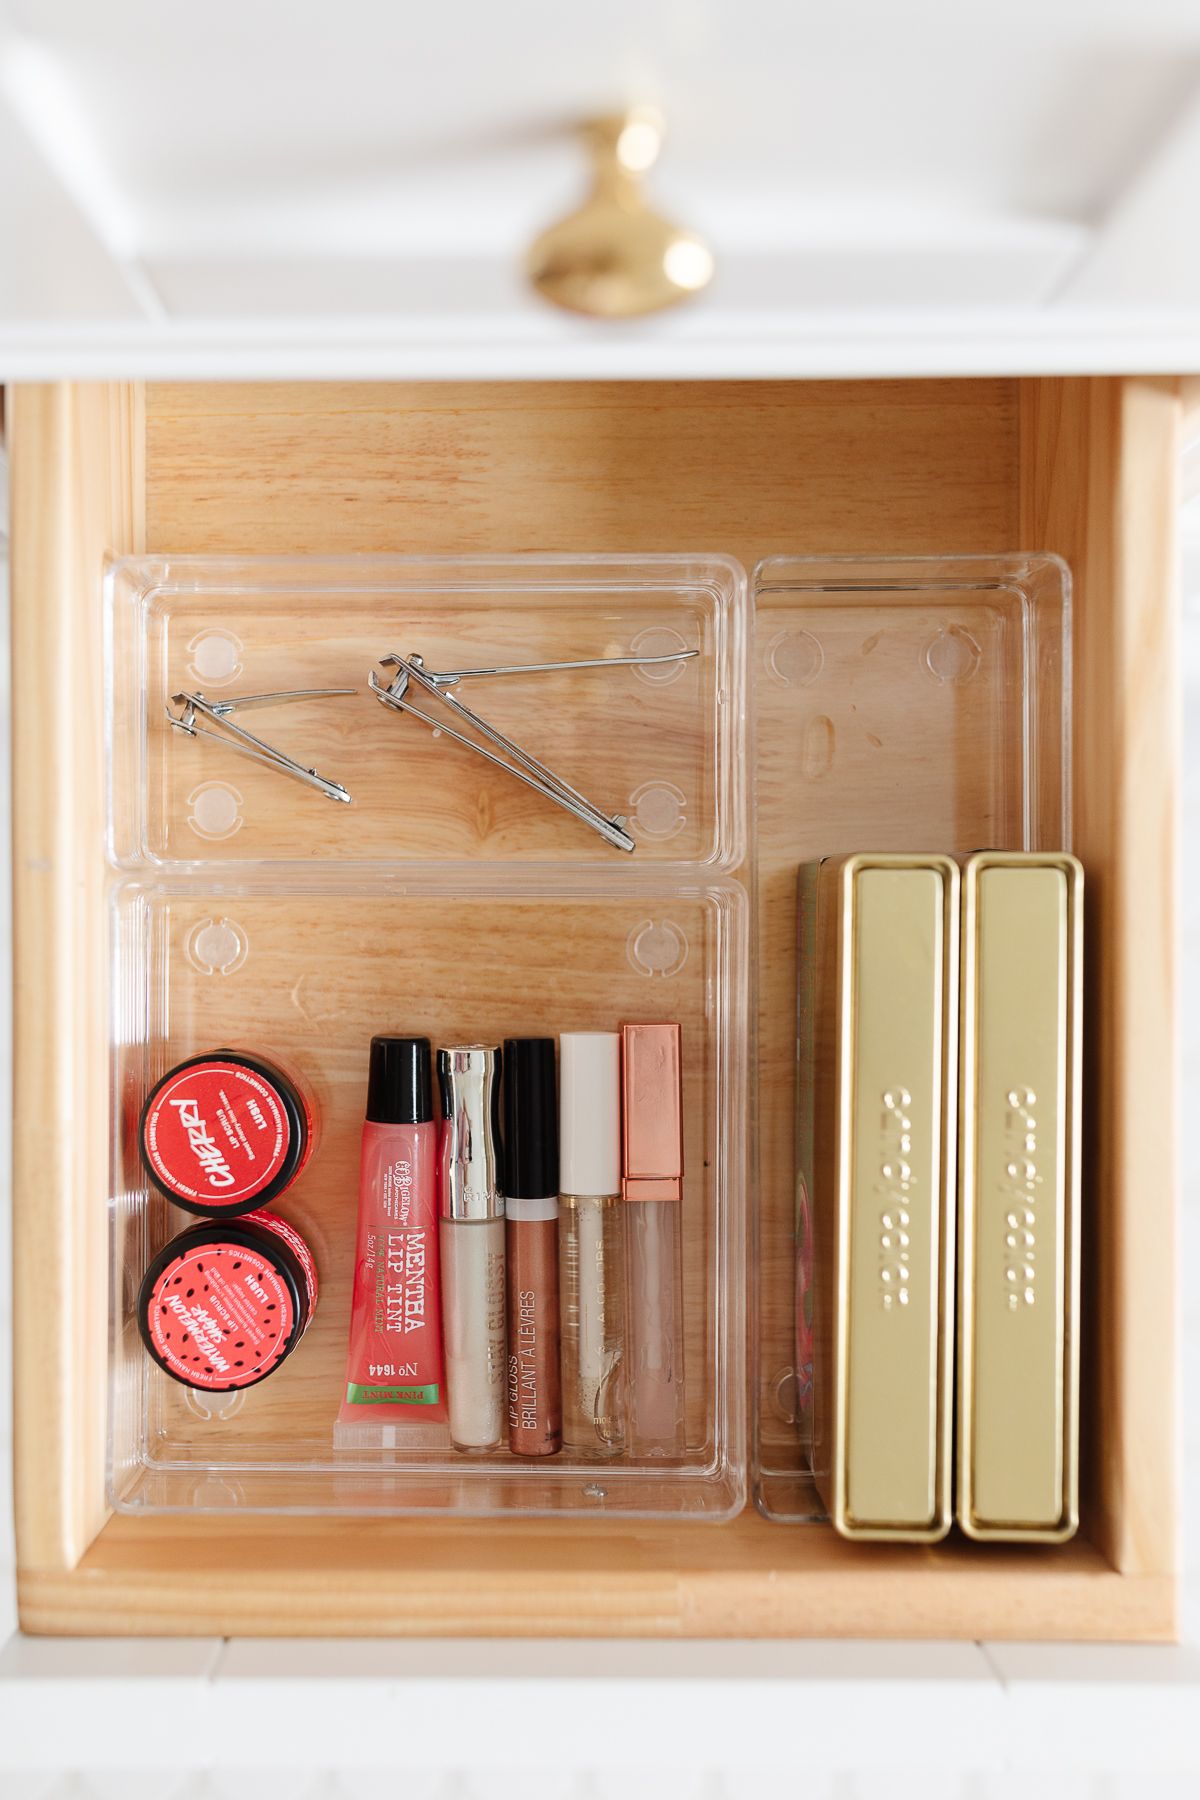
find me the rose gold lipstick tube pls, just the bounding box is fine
[621,1022,686,1458]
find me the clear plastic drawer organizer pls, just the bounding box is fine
[104,552,1069,1521]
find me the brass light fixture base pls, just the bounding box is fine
[527,107,713,319]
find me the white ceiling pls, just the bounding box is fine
[2,0,1200,373]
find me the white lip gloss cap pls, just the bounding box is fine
[559,1032,620,1195]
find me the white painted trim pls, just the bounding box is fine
[5,1636,1200,1773]
[1,309,1200,380]
[1057,90,1200,305]
[0,33,166,323]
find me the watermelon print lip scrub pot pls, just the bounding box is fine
[138,1049,316,1219]
[138,1211,318,1391]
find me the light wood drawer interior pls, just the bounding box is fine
[9,377,1179,1638]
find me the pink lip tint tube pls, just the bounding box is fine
[622,1022,687,1458]
[339,1036,446,1423]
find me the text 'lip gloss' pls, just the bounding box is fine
[504,1037,562,1457]
[340,1036,446,1423]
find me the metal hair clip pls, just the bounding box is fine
[168,688,357,804]
[368,646,696,851]
[406,648,698,690]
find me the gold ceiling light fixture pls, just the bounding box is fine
[527,106,714,319]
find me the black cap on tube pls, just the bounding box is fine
[366,1036,434,1125]
[503,1037,558,1199]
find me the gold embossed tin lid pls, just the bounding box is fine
[829,854,959,1542]
[957,850,1082,1542]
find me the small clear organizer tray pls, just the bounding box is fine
[104,552,1069,1522]
[107,555,744,870]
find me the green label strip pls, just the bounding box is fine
[346,1382,441,1406]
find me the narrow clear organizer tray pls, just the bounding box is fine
[751,554,1070,1523]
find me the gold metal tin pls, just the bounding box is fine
[806,854,959,1542]
[957,851,1082,1541]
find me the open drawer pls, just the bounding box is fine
[9,377,1179,1638]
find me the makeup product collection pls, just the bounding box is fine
[799,851,1082,1543]
[135,1026,687,1463]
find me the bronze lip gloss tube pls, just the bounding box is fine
[503,1037,563,1457]
[622,1022,686,1458]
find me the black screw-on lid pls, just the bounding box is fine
[503,1037,558,1199]
[366,1036,434,1125]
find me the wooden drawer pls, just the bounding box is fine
[9,377,1179,1638]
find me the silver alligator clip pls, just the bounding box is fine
[168,688,357,804]
[368,649,696,853]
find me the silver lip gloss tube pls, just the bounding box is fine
[438,1045,506,1452]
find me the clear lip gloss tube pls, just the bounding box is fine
[438,1045,506,1452]
[622,1022,686,1458]
[504,1037,562,1457]
[558,1032,625,1455]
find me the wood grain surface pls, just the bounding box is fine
[1019,377,1180,1583]
[8,377,1179,1638]
[144,380,1019,566]
[10,384,143,1573]
[18,1508,1173,1641]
